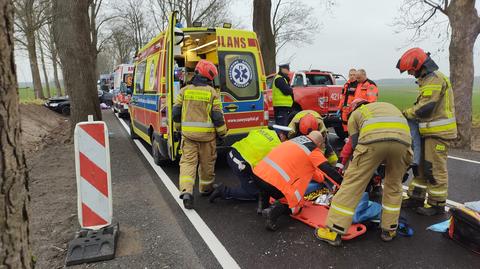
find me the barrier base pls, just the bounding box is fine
[65,223,119,266]
[291,201,367,240]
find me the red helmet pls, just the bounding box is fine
[396,48,429,73]
[350,98,369,113]
[299,114,318,135]
[195,60,218,81]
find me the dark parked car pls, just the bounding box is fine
[45,91,106,116]
[44,96,70,115]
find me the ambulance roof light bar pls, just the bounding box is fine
[223,22,232,29]
[192,21,202,27]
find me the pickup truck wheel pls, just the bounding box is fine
[334,126,348,141]
[129,120,139,140]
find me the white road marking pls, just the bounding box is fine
[114,113,240,269]
[447,155,480,165]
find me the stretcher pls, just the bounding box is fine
[291,201,367,240]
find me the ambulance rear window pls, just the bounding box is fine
[218,52,259,101]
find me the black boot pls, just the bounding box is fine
[416,204,445,216]
[257,192,270,215]
[262,202,290,231]
[401,197,424,209]
[209,184,226,203]
[180,193,194,209]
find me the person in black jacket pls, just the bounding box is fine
[272,64,294,127]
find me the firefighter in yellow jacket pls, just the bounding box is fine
[397,48,457,216]
[316,100,412,246]
[173,60,227,209]
[287,110,338,166]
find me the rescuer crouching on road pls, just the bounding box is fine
[397,48,457,216]
[316,100,412,246]
[272,63,294,130]
[288,110,339,166]
[208,128,281,214]
[173,60,227,209]
[252,131,343,231]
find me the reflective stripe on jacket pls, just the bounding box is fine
[287,110,337,165]
[232,129,281,167]
[272,74,294,107]
[253,136,328,213]
[348,102,411,146]
[173,84,226,142]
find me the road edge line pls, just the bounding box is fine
[114,113,240,269]
[447,155,480,165]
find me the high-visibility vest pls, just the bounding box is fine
[339,80,358,123]
[232,129,281,167]
[272,74,293,107]
[355,79,378,103]
[350,102,411,146]
[175,85,226,142]
[416,71,457,139]
[253,136,327,214]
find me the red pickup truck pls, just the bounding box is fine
[265,70,347,138]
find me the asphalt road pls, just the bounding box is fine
[109,111,480,268]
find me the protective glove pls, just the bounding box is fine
[335,162,345,175]
[335,110,341,117]
[402,108,415,120]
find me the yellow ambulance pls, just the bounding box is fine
[129,12,269,164]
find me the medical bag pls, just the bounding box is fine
[448,206,480,254]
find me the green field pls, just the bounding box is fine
[378,84,480,126]
[18,87,62,104]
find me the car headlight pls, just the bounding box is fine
[49,103,59,107]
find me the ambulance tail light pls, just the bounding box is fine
[160,109,168,134]
[264,110,269,122]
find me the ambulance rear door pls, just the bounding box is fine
[216,28,266,141]
[165,11,179,160]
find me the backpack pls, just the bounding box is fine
[448,206,480,254]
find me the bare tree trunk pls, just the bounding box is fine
[25,31,44,99]
[48,27,63,96]
[52,57,62,96]
[53,0,101,128]
[37,33,51,98]
[253,0,276,74]
[447,0,480,149]
[0,1,32,268]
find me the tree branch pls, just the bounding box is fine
[423,0,447,15]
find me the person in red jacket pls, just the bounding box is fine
[355,69,378,102]
[337,68,358,132]
[253,131,343,231]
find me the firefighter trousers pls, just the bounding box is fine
[407,137,449,206]
[179,137,217,195]
[326,141,412,233]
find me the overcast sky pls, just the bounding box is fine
[15,0,480,82]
